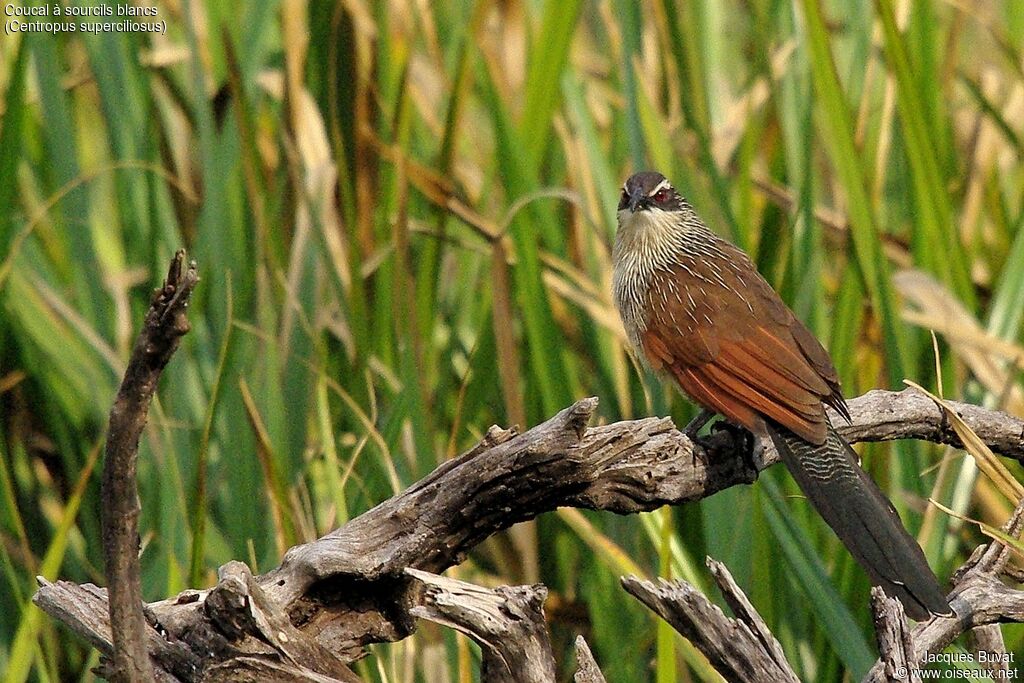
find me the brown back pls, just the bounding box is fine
[638,239,848,445]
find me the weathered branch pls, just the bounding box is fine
[858,564,1024,682]
[573,636,607,683]
[102,251,197,681]
[406,568,556,683]
[861,496,1024,682]
[199,561,361,681]
[966,625,1008,678]
[839,389,1024,462]
[34,386,1024,679]
[870,588,919,683]
[622,559,800,683]
[30,579,191,682]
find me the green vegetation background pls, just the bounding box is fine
[1,0,1023,680]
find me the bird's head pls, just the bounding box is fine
[618,171,686,215]
[615,172,698,248]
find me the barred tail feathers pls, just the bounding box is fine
[766,422,951,620]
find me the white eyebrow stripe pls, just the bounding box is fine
[647,178,671,196]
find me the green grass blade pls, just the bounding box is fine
[761,478,876,678]
[189,277,235,586]
[518,0,584,169]
[7,441,101,683]
[0,36,29,257]
[798,0,911,383]
[875,0,975,310]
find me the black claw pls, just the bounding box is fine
[682,408,716,440]
[709,421,756,470]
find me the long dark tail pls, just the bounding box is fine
[766,421,951,620]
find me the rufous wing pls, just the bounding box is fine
[639,258,842,445]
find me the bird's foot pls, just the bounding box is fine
[710,421,758,471]
[682,408,716,440]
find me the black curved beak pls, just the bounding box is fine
[627,193,646,213]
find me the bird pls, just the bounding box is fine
[611,170,951,620]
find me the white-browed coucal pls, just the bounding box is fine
[612,170,951,620]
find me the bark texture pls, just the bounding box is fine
[32,264,1024,683]
[101,251,197,682]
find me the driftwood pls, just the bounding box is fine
[870,588,920,683]
[967,626,1010,679]
[622,559,800,683]
[31,254,1024,680]
[102,251,198,682]
[861,496,1024,682]
[619,523,1024,683]
[406,568,556,682]
[573,636,607,683]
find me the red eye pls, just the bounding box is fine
[654,189,669,202]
